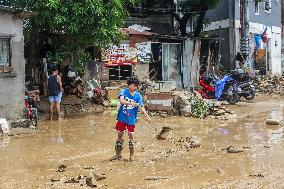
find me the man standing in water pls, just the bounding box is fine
[110,78,151,161]
[47,66,64,120]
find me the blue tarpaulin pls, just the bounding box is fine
[255,34,262,50]
[215,75,234,99]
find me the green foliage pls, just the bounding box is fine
[190,96,209,118]
[4,0,136,71]
[73,51,91,75]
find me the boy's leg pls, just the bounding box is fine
[110,131,124,161]
[128,128,135,161]
[55,92,62,119]
[49,102,54,120]
[56,102,61,118]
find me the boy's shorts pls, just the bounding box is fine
[49,92,62,103]
[115,121,135,133]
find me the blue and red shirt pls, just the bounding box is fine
[117,89,144,125]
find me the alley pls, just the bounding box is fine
[1,95,284,189]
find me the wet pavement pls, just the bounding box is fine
[1,96,284,188]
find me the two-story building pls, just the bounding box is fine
[204,0,282,75]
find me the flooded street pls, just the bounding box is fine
[1,96,284,189]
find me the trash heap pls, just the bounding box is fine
[255,75,284,95]
[63,98,104,115]
[173,92,235,119]
[65,77,86,98]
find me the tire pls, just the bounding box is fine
[226,86,239,105]
[226,93,239,105]
[244,89,255,101]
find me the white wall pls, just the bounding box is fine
[0,12,25,120]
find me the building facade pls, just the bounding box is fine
[0,7,28,120]
[204,0,282,75]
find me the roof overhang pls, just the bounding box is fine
[0,6,36,19]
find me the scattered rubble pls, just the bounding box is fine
[63,98,104,116]
[156,127,172,140]
[52,171,107,188]
[249,171,266,178]
[226,146,244,153]
[186,137,201,148]
[57,165,67,172]
[145,176,167,180]
[266,111,283,125]
[255,75,284,95]
[64,175,97,187]
[0,118,10,134]
[91,171,107,181]
[172,136,201,151]
[173,91,235,119]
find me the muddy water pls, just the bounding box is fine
[1,96,284,189]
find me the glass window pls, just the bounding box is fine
[264,0,272,13]
[255,2,259,15]
[109,65,132,80]
[0,38,11,67]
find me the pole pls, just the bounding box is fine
[138,0,142,17]
[240,0,250,68]
[218,26,221,75]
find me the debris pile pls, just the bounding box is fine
[266,110,283,125]
[0,118,10,134]
[63,98,104,115]
[255,75,284,95]
[173,92,235,119]
[156,127,172,140]
[65,77,86,98]
[172,136,201,151]
[51,167,107,188]
[226,146,244,153]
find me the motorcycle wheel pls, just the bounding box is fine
[226,86,239,105]
[244,90,255,101]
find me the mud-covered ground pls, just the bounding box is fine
[1,95,284,189]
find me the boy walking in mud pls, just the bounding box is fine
[110,78,151,161]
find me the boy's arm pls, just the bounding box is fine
[119,96,137,106]
[57,75,64,92]
[140,106,152,122]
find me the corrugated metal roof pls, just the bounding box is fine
[120,28,155,36]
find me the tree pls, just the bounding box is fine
[2,0,135,73]
[175,0,220,37]
[130,0,220,37]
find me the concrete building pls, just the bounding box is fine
[281,1,284,73]
[204,0,282,75]
[0,6,32,120]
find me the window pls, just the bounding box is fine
[255,2,259,15]
[264,0,271,13]
[109,65,132,80]
[0,38,11,72]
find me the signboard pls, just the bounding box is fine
[137,42,152,63]
[102,42,152,66]
[102,44,137,66]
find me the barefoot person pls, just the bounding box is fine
[47,66,64,120]
[110,78,151,161]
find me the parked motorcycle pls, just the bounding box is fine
[198,73,239,105]
[86,79,107,104]
[197,74,218,99]
[215,75,239,105]
[231,69,255,100]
